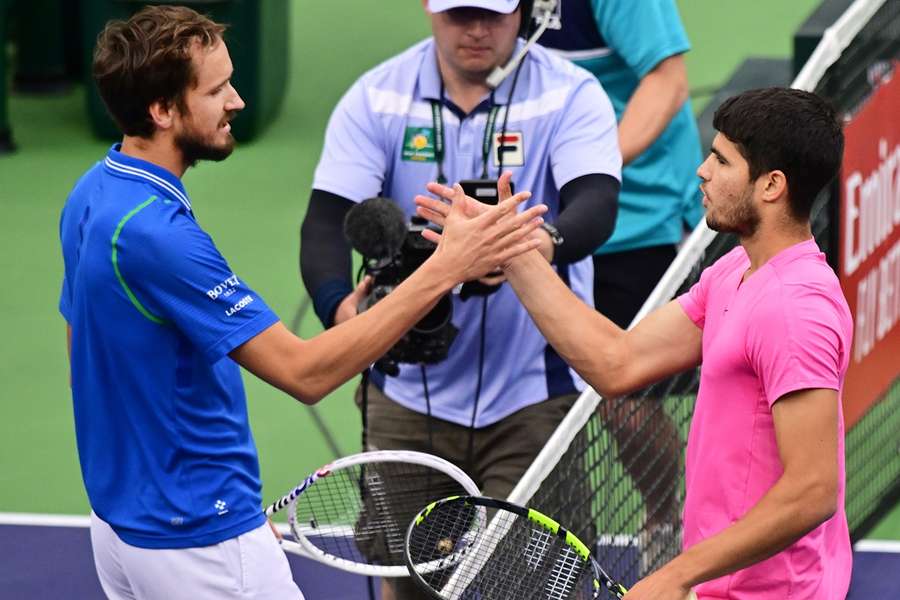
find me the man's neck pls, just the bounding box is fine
[436,55,492,115]
[740,221,812,277]
[120,135,187,179]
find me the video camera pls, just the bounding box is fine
[344,198,458,376]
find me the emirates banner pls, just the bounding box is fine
[839,61,900,428]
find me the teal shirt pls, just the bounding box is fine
[540,0,704,254]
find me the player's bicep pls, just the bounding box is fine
[772,388,840,512]
[622,300,702,390]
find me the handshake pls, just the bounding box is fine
[411,171,549,284]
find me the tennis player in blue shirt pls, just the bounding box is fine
[58,7,545,599]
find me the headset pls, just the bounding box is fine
[489,0,559,87]
[518,0,535,37]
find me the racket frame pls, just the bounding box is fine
[405,495,628,599]
[267,450,480,577]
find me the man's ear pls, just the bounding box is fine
[148,99,176,132]
[760,169,788,206]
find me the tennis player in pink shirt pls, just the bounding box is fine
[416,87,852,599]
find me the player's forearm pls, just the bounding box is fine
[659,473,837,589]
[618,55,689,165]
[287,258,456,402]
[504,250,630,396]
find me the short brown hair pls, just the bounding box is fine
[713,88,844,221]
[92,5,226,138]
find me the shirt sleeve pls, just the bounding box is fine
[676,265,714,329]
[550,77,622,188]
[312,79,388,201]
[746,282,845,408]
[592,0,691,78]
[116,208,279,363]
[59,278,72,323]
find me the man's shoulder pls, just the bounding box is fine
[354,38,432,89]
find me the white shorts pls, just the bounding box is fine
[90,512,304,600]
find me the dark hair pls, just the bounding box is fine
[92,6,226,138]
[712,87,844,220]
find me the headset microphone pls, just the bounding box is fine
[486,0,559,89]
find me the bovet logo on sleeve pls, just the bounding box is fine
[206,274,240,300]
[225,295,253,317]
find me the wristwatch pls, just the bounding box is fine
[540,222,564,246]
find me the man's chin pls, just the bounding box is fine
[178,138,235,166]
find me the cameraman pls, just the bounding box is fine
[302,1,618,591]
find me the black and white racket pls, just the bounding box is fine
[405,495,629,599]
[265,450,480,577]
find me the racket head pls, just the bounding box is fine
[406,495,621,600]
[279,450,479,577]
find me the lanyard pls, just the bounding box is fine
[430,92,501,184]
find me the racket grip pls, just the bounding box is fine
[265,471,319,516]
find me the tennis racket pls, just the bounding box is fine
[264,450,480,577]
[405,495,628,599]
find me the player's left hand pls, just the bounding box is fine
[267,517,283,541]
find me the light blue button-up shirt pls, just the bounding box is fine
[313,38,621,427]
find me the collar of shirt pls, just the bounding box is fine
[103,143,193,215]
[417,38,524,117]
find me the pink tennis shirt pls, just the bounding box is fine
[677,238,853,599]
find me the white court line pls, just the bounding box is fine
[855,540,900,553]
[0,512,90,527]
[3,512,900,553]
[0,512,293,536]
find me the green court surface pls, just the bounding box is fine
[1,0,897,538]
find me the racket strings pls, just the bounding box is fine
[409,502,595,600]
[462,514,591,599]
[291,461,467,566]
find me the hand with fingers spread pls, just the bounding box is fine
[420,179,547,284]
[416,172,556,267]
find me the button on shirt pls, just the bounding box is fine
[59,146,278,548]
[313,39,621,427]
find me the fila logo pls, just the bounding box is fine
[493,132,524,167]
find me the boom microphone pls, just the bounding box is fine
[343,197,408,259]
[486,0,560,89]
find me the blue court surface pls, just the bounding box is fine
[1,516,896,599]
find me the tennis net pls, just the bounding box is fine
[507,0,899,587]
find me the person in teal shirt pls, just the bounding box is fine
[539,0,703,574]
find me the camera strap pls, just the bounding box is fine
[429,88,501,185]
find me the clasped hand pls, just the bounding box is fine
[415,172,549,279]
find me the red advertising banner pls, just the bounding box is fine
[839,61,900,428]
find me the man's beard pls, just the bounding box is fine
[175,118,236,168]
[706,189,760,237]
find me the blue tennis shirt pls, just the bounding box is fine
[58,145,278,548]
[313,39,621,426]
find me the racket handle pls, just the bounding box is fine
[264,471,319,516]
